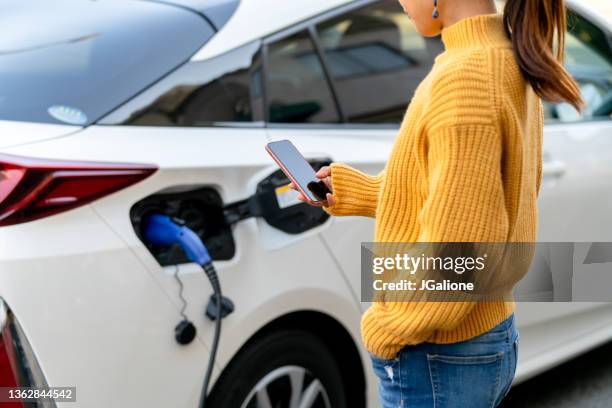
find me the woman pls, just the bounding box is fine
[291,0,583,406]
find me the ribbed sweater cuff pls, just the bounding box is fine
[361,309,423,359]
[323,163,383,218]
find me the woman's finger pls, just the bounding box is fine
[316,166,331,179]
[325,193,336,207]
[321,176,332,191]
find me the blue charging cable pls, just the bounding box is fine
[143,214,222,408]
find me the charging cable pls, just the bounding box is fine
[143,214,223,408]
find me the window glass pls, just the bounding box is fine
[545,12,612,123]
[101,41,264,126]
[316,0,441,124]
[266,30,340,124]
[0,0,213,126]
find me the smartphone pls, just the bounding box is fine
[265,140,331,204]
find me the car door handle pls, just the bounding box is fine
[542,154,567,179]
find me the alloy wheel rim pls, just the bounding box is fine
[240,365,332,408]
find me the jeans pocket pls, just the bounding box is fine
[510,338,518,378]
[371,353,400,384]
[427,352,504,408]
[505,339,519,393]
[370,354,402,408]
[495,339,519,407]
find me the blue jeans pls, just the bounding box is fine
[371,314,519,408]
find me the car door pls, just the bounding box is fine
[515,7,612,329]
[264,0,442,306]
[538,9,612,244]
[68,39,360,405]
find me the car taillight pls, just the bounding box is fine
[0,153,157,226]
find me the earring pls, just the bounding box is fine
[433,0,439,19]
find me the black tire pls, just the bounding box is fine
[207,329,348,408]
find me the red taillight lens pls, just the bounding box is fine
[0,153,157,226]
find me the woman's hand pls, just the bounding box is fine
[288,165,336,207]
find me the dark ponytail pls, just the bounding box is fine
[503,0,584,111]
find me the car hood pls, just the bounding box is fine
[0,121,81,149]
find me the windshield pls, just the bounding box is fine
[0,0,214,126]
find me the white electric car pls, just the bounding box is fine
[0,0,611,407]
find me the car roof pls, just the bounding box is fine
[191,0,352,61]
[191,0,610,62]
[146,0,240,30]
[566,0,612,31]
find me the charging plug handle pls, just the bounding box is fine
[144,214,212,266]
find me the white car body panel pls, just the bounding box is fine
[266,127,393,307]
[0,120,80,149]
[192,0,353,61]
[539,121,612,243]
[0,207,211,407]
[569,0,612,29]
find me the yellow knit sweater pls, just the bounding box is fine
[324,14,543,359]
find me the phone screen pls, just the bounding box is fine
[266,140,330,202]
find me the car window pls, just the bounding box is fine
[545,11,612,123]
[315,0,442,124]
[101,41,264,126]
[266,30,341,124]
[0,0,213,126]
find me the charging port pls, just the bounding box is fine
[131,187,234,266]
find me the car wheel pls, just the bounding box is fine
[207,329,348,408]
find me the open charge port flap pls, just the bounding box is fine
[132,161,330,265]
[224,162,330,234]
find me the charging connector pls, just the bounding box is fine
[143,214,230,408]
[144,214,212,265]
